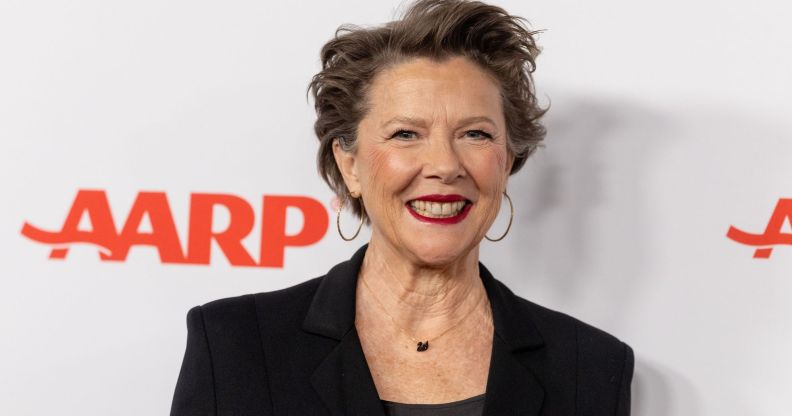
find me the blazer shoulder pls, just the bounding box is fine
[505,285,634,410]
[195,275,325,331]
[176,280,327,416]
[507,285,631,354]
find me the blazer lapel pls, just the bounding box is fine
[309,328,386,416]
[479,262,547,415]
[303,245,386,416]
[303,244,547,416]
[482,335,545,415]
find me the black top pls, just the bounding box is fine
[382,394,486,416]
[171,243,634,415]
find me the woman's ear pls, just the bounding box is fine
[506,151,515,174]
[332,139,361,195]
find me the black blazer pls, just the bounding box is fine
[171,244,634,415]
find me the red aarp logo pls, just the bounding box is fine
[21,189,329,267]
[727,198,792,259]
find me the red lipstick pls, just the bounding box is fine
[412,194,468,202]
[406,194,472,225]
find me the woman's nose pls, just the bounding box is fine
[422,136,465,183]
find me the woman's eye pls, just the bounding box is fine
[465,130,493,140]
[391,130,418,140]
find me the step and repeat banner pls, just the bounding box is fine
[1,0,790,414]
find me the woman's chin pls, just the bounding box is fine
[400,238,476,268]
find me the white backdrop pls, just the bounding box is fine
[2,0,791,414]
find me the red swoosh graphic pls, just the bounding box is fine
[20,222,115,255]
[726,226,792,246]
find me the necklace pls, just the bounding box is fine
[359,275,488,352]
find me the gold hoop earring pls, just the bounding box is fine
[336,194,365,241]
[485,191,513,242]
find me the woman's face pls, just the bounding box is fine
[334,56,513,267]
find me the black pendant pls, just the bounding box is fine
[416,341,429,352]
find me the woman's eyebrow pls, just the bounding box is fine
[380,116,429,129]
[380,115,496,129]
[457,116,497,127]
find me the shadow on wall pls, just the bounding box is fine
[495,94,792,414]
[504,93,674,323]
[497,94,686,414]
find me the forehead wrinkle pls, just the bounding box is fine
[366,58,505,134]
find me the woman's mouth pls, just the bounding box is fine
[405,196,473,224]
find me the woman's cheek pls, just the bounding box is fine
[366,147,416,188]
[488,146,512,188]
[362,148,391,191]
[361,148,403,215]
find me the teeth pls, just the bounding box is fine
[409,200,467,218]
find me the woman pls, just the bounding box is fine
[171,0,634,415]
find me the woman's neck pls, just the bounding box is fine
[357,235,487,337]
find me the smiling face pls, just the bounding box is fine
[333,55,514,267]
